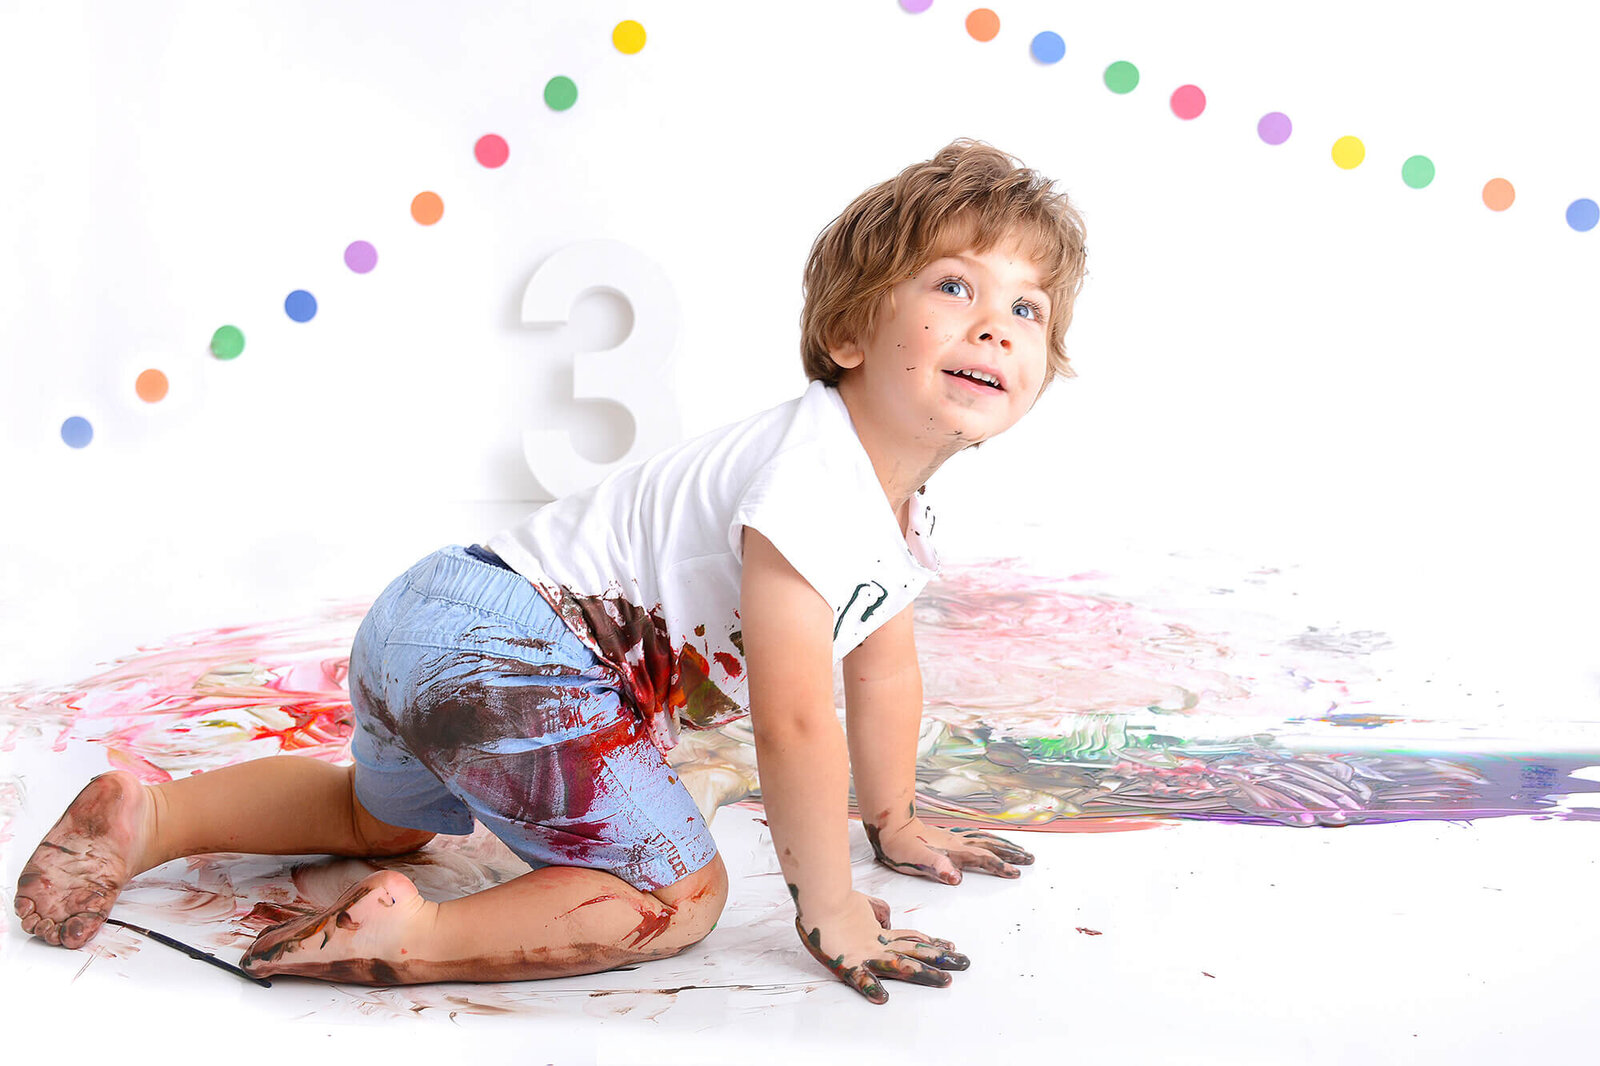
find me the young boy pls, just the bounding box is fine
[14,138,1088,1005]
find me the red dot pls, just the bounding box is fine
[475,134,509,168]
[1170,84,1206,120]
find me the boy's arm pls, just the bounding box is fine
[740,525,853,921]
[841,602,923,843]
[742,526,974,1003]
[844,599,1037,885]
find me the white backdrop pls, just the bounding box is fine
[3,0,1598,710]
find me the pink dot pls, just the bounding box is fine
[475,134,509,168]
[1170,84,1206,120]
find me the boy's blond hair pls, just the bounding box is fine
[800,138,1088,390]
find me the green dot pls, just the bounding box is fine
[1104,61,1140,94]
[544,75,578,111]
[210,325,245,360]
[1401,155,1435,189]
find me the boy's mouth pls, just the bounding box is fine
[943,367,1005,391]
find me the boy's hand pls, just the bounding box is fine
[864,816,1035,884]
[794,890,969,1005]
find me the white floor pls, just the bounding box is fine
[3,497,1598,1065]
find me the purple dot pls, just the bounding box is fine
[1258,112,1292,145]
[900,0,933,12]
[344,240,378,273]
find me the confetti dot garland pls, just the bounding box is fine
[54,9,1596,451]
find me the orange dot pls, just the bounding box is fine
[966,8,1000,42]
[411,191,444,225]
[135,368,169,403]
[1482,178,1515,212]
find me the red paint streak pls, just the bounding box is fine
[712,652,741,677]
[1075,927,1103,936]
[556,892,678,949]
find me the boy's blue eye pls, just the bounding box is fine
[940,275,1046,323]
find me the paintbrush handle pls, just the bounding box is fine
[103,917,272,988]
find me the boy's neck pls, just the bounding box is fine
[834,378,955,530]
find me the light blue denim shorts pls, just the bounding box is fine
[346,544,718,893]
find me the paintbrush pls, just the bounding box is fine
[102,916,272,987]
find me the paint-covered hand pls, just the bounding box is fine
[794,890,968,1005]
[864,816,1034,884]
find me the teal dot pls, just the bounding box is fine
[1401,155,1435,189]
[545,75,578,111]
[61,416,94,448]
[1104,61,1139,94]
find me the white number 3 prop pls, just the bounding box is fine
[519,239,682,499]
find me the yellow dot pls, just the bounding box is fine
[613,20,646,54]
[1331,136,1365,170]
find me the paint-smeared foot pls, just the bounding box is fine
[14,771,155,949]
[240,870,432,984]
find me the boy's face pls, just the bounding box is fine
[831,237,1051,454]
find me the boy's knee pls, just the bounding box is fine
[652,852,728,948]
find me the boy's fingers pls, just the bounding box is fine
[954,829,1035,864]
[845,964,890,1004]
[892,939,970,970]
[865,953,953,988]
[956,849,1021,879]
[887,929,963,957]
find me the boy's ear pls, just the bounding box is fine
[828,336,865,371]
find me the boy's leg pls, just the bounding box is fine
[239,850,728,984]
[13,756,434,949]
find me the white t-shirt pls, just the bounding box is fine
[485,380,941,754]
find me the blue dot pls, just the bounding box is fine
[285,289,318,322]
[1567,198,1598,232]
[1031,31,1065,65]
[61,416,94,448]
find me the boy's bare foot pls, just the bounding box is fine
[14,771,155,949]
[240,870,434,984]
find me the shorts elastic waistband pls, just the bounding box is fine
[405,544,563,636]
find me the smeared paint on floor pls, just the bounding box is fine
[5,558,1598,1015]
